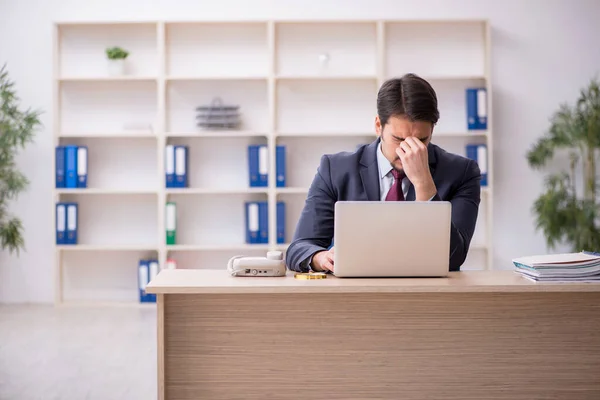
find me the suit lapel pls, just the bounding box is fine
[359,139,381,201]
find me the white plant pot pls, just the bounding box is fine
[107,59,126,76]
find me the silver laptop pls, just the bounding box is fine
[333,201,452,277]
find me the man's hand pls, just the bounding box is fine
[396,137,437,201]
[311,247,335,272]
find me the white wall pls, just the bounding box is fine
[1,0,599,303]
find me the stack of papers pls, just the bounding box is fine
[512,251,600,282]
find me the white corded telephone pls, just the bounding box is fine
[227,251,287,277]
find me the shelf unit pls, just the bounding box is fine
[53,19,493,305]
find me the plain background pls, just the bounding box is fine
[1,0,599,303]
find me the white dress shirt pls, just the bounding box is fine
[376,142,436,201]
[377,142,411,200]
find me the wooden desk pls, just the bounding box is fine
[146,270,600,400]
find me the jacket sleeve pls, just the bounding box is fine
[433,159,482,271]
[285,155,337,272]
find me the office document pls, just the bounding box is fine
[166,202,176,245]
[56,146,66,188]
[513,252,600,282]
[276,145,286,187]
[466,88,487,130]
[174,145,188,188]
[56,203,66,245]
[165,145,175,188]
[245,202,260,244]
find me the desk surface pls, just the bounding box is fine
[146,269,600,294]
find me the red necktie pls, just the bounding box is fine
[385,169,405,201]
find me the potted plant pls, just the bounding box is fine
[0,65,41,255]
[105,46,129,76]
[527,77,600,252]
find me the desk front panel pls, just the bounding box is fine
[160,291,600,400]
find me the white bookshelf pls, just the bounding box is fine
[53,19,493,305]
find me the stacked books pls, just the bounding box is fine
[512,251,600,282]
[196,97,241,130]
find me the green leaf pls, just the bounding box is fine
[0,64,40,256]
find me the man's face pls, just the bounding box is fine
[375,115,433,171]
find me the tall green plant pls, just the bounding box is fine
[0,65,41,255]
[527,77,600,251]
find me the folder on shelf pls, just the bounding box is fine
[276,145,286,188]
[277,201,285,244]
[258,145,268,187]
[245,201,259,244]
[77,146,88,188]
[55,146,66,188]
[65,202,78,245]
[466,144,488,186]
[259,201,268,244]
[65,145,78,188]
[147,259,159,302]
[56,203,66,245]
[165,145,175,188]
[166,202,176,245]
[138,260,153,303]
[174,145,189,188]
[466,88,487,130]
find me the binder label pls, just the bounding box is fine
[477,89,487,120]
[165,145,175,174]
[248,203,259,232]
[57,204,66,232]
[175,147,186,175]
[149,261,159,281]
[477,145,488,174]
[67,205,77,230]
[258,146,268,175]
[77,147,87,175]
[166,203,176,230]
[139,265,148,290]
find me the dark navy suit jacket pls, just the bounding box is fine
[285,137,482,273]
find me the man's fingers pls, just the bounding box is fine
[406,137,427,151]
[323,260,334,272]
[400,141,412,154]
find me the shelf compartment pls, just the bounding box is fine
[58,22,158,79]
[60,80,157,134]
[166,79,268,133]
[277,79,377,134]
[57,137,159,191]
[165,192,268,247]
[166,136,268,190]
[427,77,488,134]
[276,22,377,77]
[58,193,158,247]
[385,21,485,78]
[276,136,374,188]
[62,249,158,303]
[166,22,269,78]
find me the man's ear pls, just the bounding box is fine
[375,115,382,137]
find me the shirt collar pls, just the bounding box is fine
[377,141,394,179]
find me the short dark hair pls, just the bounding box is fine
[377,73,440,127]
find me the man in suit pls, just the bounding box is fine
[286,73,482,273]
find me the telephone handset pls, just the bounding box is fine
[227,251,287,277]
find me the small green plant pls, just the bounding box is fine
[527,77,600,252]
[0,64,41,255]
[105,46,129,60]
